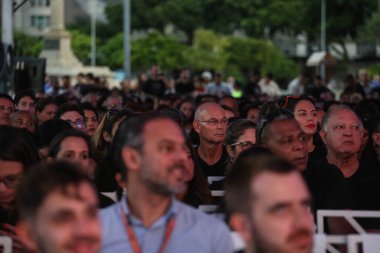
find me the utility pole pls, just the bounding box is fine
[91,0,97,66]
[320,0,326,80]
[124,0,131,78]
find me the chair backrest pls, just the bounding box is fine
[0,236,12,253]
[347,234,380,253]
[317,210,380,234]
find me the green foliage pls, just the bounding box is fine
[368,64,380,76]
[13,31,43,57]
[184,29,229,71]
[69,30,92,65]
[98,33,124,69]
[358,10,380,43]
[225,36,298,83]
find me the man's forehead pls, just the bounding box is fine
[329,109,360,124]
[0,98,13,105]
[250,171,309,203]
[270,119,301,135]
[144,119,184,139]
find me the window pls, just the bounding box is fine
[30,15,51,29]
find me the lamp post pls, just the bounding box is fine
[91,0,97,66]
[124,0,131,78]
[320,0,326,80]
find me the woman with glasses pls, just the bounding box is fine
[225,119,256,162]
[0,126,39,251]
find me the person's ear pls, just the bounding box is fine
[16,221,38,251]
[115,172,127,189]
[226,145,235,160]
[229,212,252,242]
[121,147,141,172]
[102,131,112,143]
[193,120,201,134]
[319,129,327,144]
[372,133,380,145]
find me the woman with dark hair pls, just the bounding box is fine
[176,140,212,207]
[0,126,40,223]
[176,99,195,135]
[0,126,40,252]
[48,129,114,208]
[225,119,256,162]
[280,95,319,153]
[92,109,135,195]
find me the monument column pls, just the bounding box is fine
[50,0,65,31]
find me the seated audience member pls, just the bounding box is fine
[176,99,195,135]
[241,102,261,123]
[48,129,114,208]
[92,109,135,195]
[319,105,380,211]
[280,96,319,153]
[101,113,234,253]
[257,110,354,214]
[225,147,314,253]
[0,126,39,252]
[56,103,87,132]
[221,105,236,120]
[34,119,72,160]
[9,110,35,133]
[16,161,101,253]
[219,95,239,117]
[193,102,230,178]
[226,119,256,162]
[14,90,36,115]
[204,72,232,98]
[0,94,15,125]
[80,102,99,137]
[35,97,58,125]
[176,140,212,207]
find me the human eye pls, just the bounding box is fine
[51,211,74,224]
[299,134,307,142]
[62,152,74,159]
[297,111,307,117]
[86,206,99,219]
[81,152,89,160]
[311,111,318,117]
[333,124,344,130]
[159,142,175,153]
[208,119,218,125]
[271,204,291,217]
[351,125,360,130]
[0,105,5,111]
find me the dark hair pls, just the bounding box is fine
[157,107,186,130]
[112,113,177,179]
[241,102,261,119]
[279,95,316,113]
[226,119,257,147]
[256,109,294,145]
[34,119,72,149]
[17,161,92,220]
[80,102,98,121]
[0,93,14,103]
[48,129,91,158]
[55,103,85,119]
[182,139,212,207]
[14,90,36,105]
[224,147,295,215]
[0,126,39,168]
[36,97,58,113]
[321,104,363,132]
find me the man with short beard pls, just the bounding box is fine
[100,113,234,253]
[16,161,101,253]
[225,147,314,253]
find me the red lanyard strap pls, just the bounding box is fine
[119,204,176,253]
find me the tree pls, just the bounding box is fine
[69,30,92,65]
[13,32,43,57]
[358,10,380,43]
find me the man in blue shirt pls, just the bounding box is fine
[100,113,234,253]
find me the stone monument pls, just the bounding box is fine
[39,0,113,79]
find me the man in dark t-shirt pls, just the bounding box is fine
[193,102,230,188]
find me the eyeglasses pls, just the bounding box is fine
[0,173,23,189]
[65,119,86,129]
[230,141,254,150]
[199,118,228,126]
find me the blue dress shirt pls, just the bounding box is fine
[100,197,235,253]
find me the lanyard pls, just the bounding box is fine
[119,204,176,253]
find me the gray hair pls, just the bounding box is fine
[320,104,363,131]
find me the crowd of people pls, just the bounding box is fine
[0,66,380,253]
